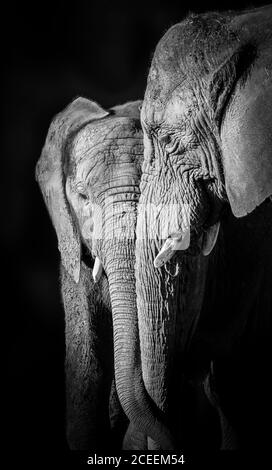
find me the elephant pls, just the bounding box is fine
[36,97,170,450]
[36,95,218,451]
[135,4,272,450]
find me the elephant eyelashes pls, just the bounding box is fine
[79,192,88,200]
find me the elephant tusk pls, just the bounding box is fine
[93,257,103,283]
[154,228,190,268]
[202,221,220,256]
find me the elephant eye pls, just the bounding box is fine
[158,134,171,146]
[79,192,88,200]
[76,183,88,200]
[165,139,180,155]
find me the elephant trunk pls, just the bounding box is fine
[135,186,209,449]
[135,215,182,449]
[103,210,174,449]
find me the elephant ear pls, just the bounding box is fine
[36,97,109,282]
[213,47,272,217]
[110,100,142,119]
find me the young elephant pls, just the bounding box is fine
[36,98,160,450]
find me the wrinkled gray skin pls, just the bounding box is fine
[136,5,272,449]
[36,98,173,450]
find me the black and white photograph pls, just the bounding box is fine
[5,0,272,465]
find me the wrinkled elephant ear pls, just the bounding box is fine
[111,100,142,119]
[214,48,272,217]
[35,97,109,282]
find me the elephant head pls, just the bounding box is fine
[135,5,272,448]
[36,97,173,449]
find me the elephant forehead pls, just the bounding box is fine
[153,15,234,70]
[143,22,203,125]
[68,117,143,182]
[143,79,195,128]
[144,60,185,117]
[70,117,142,161]
[145,22,195,98]
[144,13,237,116]
[152,23,190,73]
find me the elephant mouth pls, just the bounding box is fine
[153,221,221,268]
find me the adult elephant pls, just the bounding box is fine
[136,5,272,450]
[36,97,174,450]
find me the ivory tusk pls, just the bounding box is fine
[154,228,190,268]
[93,257,103,283]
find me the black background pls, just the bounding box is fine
[4,0,270,457]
